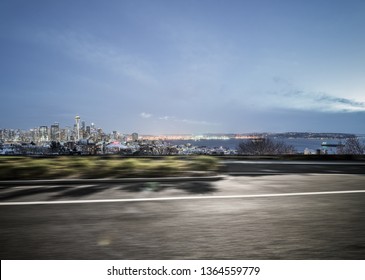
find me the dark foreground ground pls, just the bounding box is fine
[1,161,365,259]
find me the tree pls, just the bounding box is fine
[237,138,295,155]
[338,138,364,155]
[50,141,62,154]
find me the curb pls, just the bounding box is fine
[0,175,226,186]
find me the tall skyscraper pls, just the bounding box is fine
[75,116,81,141]
[50,122,60,141]
[39,126,49,142]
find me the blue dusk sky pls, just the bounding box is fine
[1,0,364,134]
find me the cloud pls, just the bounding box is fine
[159,116,173,120]
[270,77,365,112]
[140,112,152,118]
[315,94,365,109]
[285,90,365,112]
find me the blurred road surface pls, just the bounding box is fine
[1,171,365,259]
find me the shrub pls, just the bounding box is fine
[189,156,219,171]
[237,138,295,155]
[0,156,219,180]
[337,138,364,155]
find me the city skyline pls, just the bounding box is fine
[1,111,365,134]
[1,114,362,139]
[1,0,365,134]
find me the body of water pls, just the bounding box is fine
[167,137,361,153]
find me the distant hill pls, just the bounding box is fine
[268,132,356,139]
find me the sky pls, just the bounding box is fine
[1,0,364,134]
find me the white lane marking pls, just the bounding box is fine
[13,185,95,189]
[1,189,365,206]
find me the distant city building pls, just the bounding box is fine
[75,115,81,141]
[0,129,6,142]
[50,123,60,141]
[132,133,139,142]
[39,126,49,142]
[83,126,90,139]
[29,128,38,142]
[65,126,72,141]
[95,128,104,141]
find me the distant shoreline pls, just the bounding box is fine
[139,132,359,141]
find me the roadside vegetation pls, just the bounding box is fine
[237,138,295,155]
[0,156,220,180]
[337,137,365,155]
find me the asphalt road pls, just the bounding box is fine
[1,171,365,259]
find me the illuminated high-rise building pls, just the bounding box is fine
[80,121,87,139]
[75,115,81,141]
[65,126,72,141]
[50,122,60,141]
[39,126,49,142]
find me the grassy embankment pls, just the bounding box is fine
[0,156,219,180]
